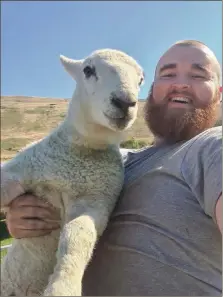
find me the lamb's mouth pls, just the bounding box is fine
[104,112,132,129]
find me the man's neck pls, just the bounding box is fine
[154,137,165,146]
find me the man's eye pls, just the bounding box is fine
[161,73,175,78]
[191,74,205,79]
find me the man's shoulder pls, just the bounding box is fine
[187,126,222,152]
[195,126,221,140]
[119,126,222,165]
[182,126,222,169]
[119,146,153,165]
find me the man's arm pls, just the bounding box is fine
[215,194,222,233]
[6,194,60,238]
[181,127,222,231]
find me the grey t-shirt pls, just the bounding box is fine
[83,126,222,296]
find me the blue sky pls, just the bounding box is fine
[2,1,222,100]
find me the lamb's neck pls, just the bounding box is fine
[56,118,122,151]
[60,94,124,150]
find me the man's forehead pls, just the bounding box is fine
[156,45,216,72]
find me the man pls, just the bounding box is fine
[5,40,222,296]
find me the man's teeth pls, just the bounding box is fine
[170,97,190,104]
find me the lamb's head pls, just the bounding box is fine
[60,49,144,133]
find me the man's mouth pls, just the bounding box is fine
[168,97,191,104]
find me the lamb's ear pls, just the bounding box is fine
[60,55,83,80]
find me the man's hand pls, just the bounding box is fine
[215,194,222,234]
[6,194,61,238]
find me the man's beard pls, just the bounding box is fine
[144,85,220,144]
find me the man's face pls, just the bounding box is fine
[144,45,221,143]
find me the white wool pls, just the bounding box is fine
[1,48,144,296]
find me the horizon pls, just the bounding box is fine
[0,95,149,101]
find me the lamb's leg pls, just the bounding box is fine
[1,229,60,296]
[43,199,110,296]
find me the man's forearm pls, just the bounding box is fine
[215,194,222,233]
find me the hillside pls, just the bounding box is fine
[1,95,221,162]
[1,96,154,162]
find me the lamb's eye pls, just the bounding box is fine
[139,72,145,86]
[139,77,144,86]
[83,66,96,78]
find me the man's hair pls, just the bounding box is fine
[172,39,221,84]
[174,39,208,47]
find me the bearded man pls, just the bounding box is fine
[5,40,222,296]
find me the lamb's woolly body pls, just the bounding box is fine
[1,49,144,296]
[1,123,123,296]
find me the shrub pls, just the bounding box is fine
[0,212,5,221]
[120,137,150,149]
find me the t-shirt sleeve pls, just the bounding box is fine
[181,127,222,224]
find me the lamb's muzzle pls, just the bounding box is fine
[111,95,137,114]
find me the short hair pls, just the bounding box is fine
[172,40,221,83]
[174,39,208,47]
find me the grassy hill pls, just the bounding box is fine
[1,95,221,162]
[1,96,154,162]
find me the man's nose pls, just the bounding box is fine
[172,83,189,90]
[171,77,190,90]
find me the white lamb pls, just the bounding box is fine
[1,49,144,296]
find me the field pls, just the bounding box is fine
[1,95,154,162]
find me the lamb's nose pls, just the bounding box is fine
[111,97,136,113]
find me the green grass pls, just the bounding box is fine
[1,237,13,246]
[0,219,12,261]
[0,238,13,261]
[0,231,13,261]
[121,137,151,149]
[59,112,66,118]
[1,248,8,261]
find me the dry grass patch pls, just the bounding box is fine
[1,96,155,162]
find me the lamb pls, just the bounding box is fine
[1,48,144,296]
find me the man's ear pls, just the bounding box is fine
[60,55,83,80]
[218,86,222,103]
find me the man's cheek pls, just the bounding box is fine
[153,84,165,103]
[198,86,215,106]
[195,93,213,108]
